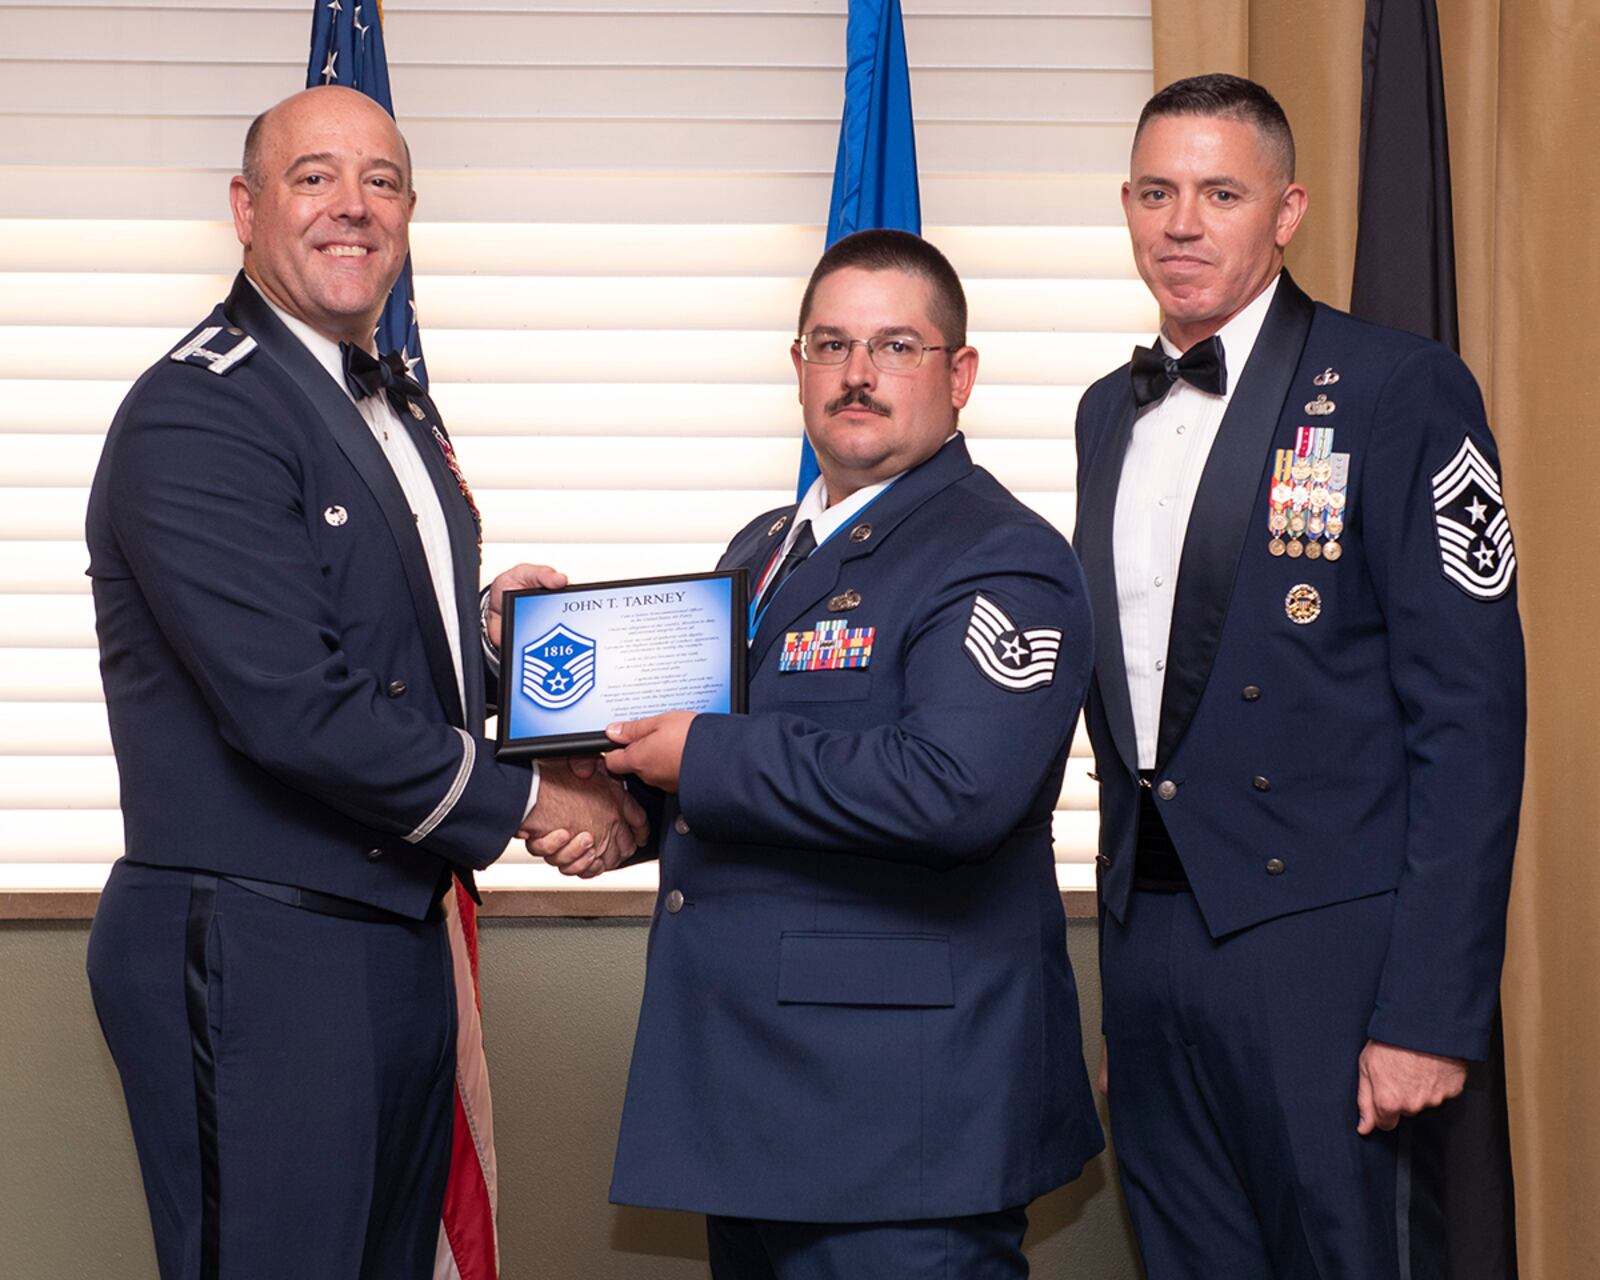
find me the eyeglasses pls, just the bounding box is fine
[796,331,954,372]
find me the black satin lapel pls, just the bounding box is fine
[399,398,484,722]
[1156,275,1316,767]
[1074,390,1140,776]
[225,276,464,726]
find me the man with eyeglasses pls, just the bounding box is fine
[533,229,1104,1276]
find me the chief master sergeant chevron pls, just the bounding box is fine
[543,230,1104,1277]
[83,86,645,1279]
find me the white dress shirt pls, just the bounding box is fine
[1112,275,1280,769]
[252,280,539,812]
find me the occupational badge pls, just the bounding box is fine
[1305,394,1336,416]
[1284,583,1323,625]
[521,624,597,709]
[1313,368,1341,386]
[963,594,1061,692]
[767,515,788,537]
[780,619,875,671]
[828,590,862,612]
[1432,436,1516,600]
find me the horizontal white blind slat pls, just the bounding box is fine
[0,272,1157,331]
[0,220,1138,277]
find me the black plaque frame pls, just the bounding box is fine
[496,569,748,760]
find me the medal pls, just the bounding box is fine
[1305,541,1323,560]
[1323,452,1352,562]
[1266,449,1294,557]
[1286,539,1304,558]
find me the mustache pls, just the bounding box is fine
[824,388,892,416]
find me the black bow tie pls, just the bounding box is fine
[1130,335,1227,407]
[340,342,423,416]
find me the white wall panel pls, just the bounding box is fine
[0,0,1153,880]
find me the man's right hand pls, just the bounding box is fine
[519,757,649,878]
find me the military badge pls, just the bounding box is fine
[1432,436,1516,600]
[1284,583,1322,625]
[1313,368,1341,386]
[521,624,597,709]
[1305,394,1336,416]
[963,594,1061,692]
[828,590,862,612]
[767,515,789,538]
[780,619,875,671]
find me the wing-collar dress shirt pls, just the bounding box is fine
[1112,275,1280,769]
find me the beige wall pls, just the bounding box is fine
[0,917,1139,1278]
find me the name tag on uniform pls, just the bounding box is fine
[780,619,875,672]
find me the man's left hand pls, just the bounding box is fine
[1356,1039,1468,1134]
[604,712,697,792]
[485,563,568,653]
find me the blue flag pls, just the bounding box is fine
[306,0,428,389]
[798,0,922,497]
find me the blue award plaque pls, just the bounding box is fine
[496,570,748,759]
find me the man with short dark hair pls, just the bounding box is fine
[86,85,645,1277]
[570,229,1104,1277]
[1074,74,1525,1276]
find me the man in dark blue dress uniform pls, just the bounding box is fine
[85,86,644,1279]
[540,230,1106,1278]
[1073,75,1526,1278]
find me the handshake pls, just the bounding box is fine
[516,755,649,880]
[512,711,699,878]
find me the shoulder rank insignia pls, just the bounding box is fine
[963,594,1060,692]
[1432,436,1515,600]
[170,326,256,376]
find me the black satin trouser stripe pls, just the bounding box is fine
[184,873,221,1280]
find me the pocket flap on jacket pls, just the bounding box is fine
[777,932,953,1007]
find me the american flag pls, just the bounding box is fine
[307,0,429,387]
[304,5,497,1278]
